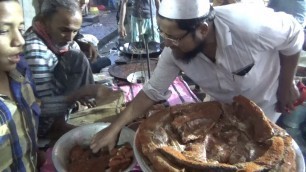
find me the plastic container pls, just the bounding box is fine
[282,103,306,128]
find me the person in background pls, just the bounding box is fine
[116,0,133,44]
[75,0,112,73]
[79,0,89,16]
[23,0,111,140]
[90,0,303,152]
[108,0,117,11]
[267,0,306,66]
[268,0,306,28]
[268,0,306,51]
[118,0,160,43]
[74,31,111,73]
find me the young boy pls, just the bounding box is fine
[0,0,40,171]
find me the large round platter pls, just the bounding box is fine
[133,97,306,172]
[133,129,152,172]
[134,127,305,172]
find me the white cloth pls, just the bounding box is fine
[77,33,99,46]
[159,0,210,19]
[143,3,304,123]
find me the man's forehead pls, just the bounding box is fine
[157,16,177,29]
[157,16,184,34]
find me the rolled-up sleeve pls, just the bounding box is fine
[142,48,181,101]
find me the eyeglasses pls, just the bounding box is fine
[157,28,190,46]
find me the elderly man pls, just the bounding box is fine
[90,0,304,152]
[23,0,110,139]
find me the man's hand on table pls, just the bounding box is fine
[66,84,115,107]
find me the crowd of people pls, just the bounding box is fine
[0,0,305,170]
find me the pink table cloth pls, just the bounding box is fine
[115,76,200,105]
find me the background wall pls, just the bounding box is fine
[19,0,40,30]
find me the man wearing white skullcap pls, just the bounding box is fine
[91,0,304,153]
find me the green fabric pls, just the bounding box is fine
[130,15,160,43]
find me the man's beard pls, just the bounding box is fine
[172,41,204,64]
[55,43,70,49]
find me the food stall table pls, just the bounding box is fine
[40,75,200,172]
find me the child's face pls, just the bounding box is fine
[0,1,24,72]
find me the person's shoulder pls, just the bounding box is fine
[159,47,175,61]
[214,3,266,14]
[23,42,54,62]
[24,29,40,41]
[24,30,47,47]
[214,3,274,25]
[23,31,49,54]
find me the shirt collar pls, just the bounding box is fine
[8,69,25,83]
[214,17,233,48]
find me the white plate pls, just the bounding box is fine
[93,73,113,84]
[127,71,149,84]
[134,128,305,172]
[52,122,136,172]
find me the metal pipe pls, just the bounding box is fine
[144,35,151,79]
[149,0,155,41]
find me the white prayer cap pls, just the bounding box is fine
[159,0,211,19]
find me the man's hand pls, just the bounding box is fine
[78,98,96,108]
[276,82,300,113]
[77,41,98,62]
[90,91,155,153]
[277,52,300,113]
[118,25,127,38]
[90,125,120,153]
[66,85,113,105]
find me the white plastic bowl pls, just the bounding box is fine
[52,122,136,172]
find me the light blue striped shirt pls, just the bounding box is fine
[23,30,80,98]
